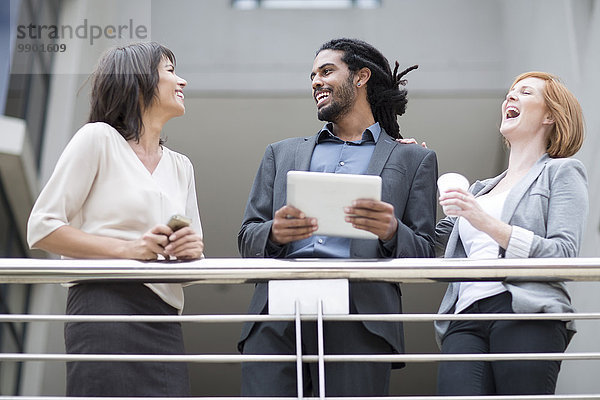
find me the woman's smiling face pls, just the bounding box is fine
[500,77,552,140]
[153,57,187,118]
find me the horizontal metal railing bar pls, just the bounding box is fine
[4,397,600,400]
[2,312,600,323]
[1,257,600,284]
[315,397,600,400]
[2,352,600,363]
[3,397,600,400]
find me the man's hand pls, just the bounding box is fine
[270,205,318,245]
[344,199,398,241]
[396,137,427,148]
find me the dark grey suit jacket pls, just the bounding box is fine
[238,129,438,355]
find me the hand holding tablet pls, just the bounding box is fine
[286,171,382,240]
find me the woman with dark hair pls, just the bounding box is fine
[434,72,588,395]
[27,42,203,396]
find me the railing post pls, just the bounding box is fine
[294,300,304,400]
[317,299,325,400]
[269,279,349,398]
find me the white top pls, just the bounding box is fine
[27,122,203,311]
[455,190,509,314]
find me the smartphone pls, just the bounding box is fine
[167,214,191,232]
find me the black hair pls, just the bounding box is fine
[317,38,417,139]
[88,42,176,143]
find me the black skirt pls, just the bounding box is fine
[65,282,190,397]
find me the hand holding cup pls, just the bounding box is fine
[437,173,469,216]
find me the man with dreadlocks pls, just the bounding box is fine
[237,38,438,396]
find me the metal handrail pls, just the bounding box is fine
[2,257,600,399]
[2,352,600,363]
[2,257,600,363]
[2,312,600,323]
[1,257,600,284]
[3,396,600,400]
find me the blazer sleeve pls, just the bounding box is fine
[384,149,438,258]
[505,159,588,258]
[238,144,284,258]
[435,216,456,257]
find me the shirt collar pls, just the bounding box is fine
[316,122,381,144]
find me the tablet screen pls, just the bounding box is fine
[286,171,382,240]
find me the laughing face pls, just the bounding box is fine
[155,56,187,118]
[500,77,552,140]
[310,49,357,123]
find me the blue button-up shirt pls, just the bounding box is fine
[287,122,380,258]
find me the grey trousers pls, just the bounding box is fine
[65,283,190,397]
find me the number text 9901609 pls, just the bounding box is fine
[17,43,67,53]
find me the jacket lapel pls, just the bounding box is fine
[366,130,397,176]
[294,135,318,171]
[500,153,549,222]
[472,174,504,197]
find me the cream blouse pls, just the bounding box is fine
[27,122,203,311]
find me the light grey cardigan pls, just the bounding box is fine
[434,154,588,347]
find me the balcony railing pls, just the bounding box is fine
[1,257,600,400]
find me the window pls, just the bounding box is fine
[233,0,381,10]
[5,0,61,167]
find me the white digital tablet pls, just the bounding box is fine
[286,171,382,240]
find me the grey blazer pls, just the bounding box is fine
[434,154,589,347]
[238,129,438,355]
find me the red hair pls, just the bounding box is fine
[510,71,584,158]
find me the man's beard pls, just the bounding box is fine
[317,76,356,123]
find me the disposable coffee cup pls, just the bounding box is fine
[437,173,469,215]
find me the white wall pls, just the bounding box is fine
[157,0,507,93]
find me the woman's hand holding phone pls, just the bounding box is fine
[164,215,204,260]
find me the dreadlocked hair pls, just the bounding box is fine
[317,38,418,139]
